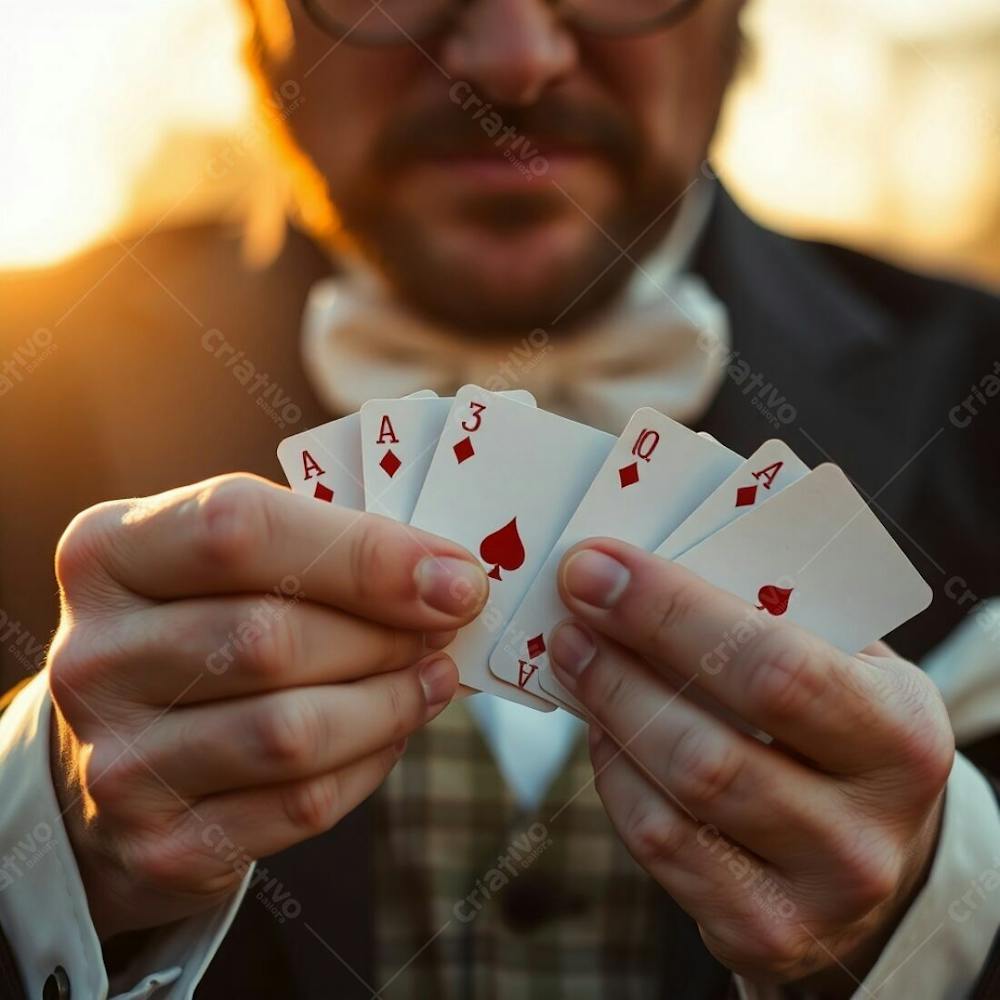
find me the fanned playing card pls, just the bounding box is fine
[656,439,811,559]
[673,463,932,654]
[277,390,436,509]
[501,408,742,710]
[361,391,535,523]
[409,385,615,710]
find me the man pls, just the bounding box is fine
[0,0,998,997]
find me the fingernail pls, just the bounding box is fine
[549,622,596,684]
[415,557,488,617]
[393,738,408,756]
[587,725,603,751]
[562,550,630,609]
[424,629,457,651]
[419,655,457,708]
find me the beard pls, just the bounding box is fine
[341,174,688,337]
[327,93,691,338]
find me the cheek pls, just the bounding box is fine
[276,22,422,199]
[288,70,385,195]
[586,22,736,177]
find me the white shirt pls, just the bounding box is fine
[1,195,998,994]
[1,610,998,998]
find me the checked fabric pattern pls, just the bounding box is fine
[374,699,667,1000]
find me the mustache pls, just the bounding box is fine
[371,93,640,177]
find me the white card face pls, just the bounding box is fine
[511,409,741,710]
[409,385,616,710]
[277,413,365,510]
[656,439,811,560]
[361,391,535,523]
[673,463,932,655]
[276,390,436,510]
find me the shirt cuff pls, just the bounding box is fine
[0,671,253,999]
[736,752,1000,1000]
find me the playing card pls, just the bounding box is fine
[673,463,932,654]
[276,390,436,508]
[361,390,535,523]
[655,439,811,560]
[409,385,616,710]
[503,408,741,709]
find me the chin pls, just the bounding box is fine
[347,183,659,336]
[391,237,633,338]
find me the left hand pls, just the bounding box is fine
[549,538,954,992]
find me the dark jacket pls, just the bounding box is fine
[1,187,998,997]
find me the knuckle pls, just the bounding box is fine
[885,667,955,796]
[280,774,342,834]
[47,623,127,720]
[124,831,207,895]
[349,517,400,604]
[742,630,830,724]
[241,609,298,682]
[382,674,419,742]
[640,577,701,652]
[736,919,805,975]
[670,726,745,810]
[47,630,93,709]
[623,800,688,869]
[825,826,902,912]
[55,500,126,596]
[379,628,418,672]
[850,857,902,912]
[193,475,272,572]
[580,660,629,716]
[83,745,143,816]
[253,694,319,772]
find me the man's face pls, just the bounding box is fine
[273,0,744,334]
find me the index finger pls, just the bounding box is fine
[555,538,913,773]
[64,474,489,632]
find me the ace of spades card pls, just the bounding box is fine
[409,385,615,710]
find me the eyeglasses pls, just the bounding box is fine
[301,0,703,45]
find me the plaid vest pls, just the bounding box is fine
[373,698,667,999]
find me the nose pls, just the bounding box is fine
[440,0,578,106]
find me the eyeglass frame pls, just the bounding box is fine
[300,0,704,46]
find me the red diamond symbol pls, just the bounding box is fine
[453,436,475,464]
[526,634,546,659]
[735,485,758,508]
[618,462,639,488]
[379,449,402,478]
[314,482,334,503]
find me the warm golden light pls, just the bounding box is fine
[0,0,252,268]
[2,0,999,285]
[714,0,1000,286]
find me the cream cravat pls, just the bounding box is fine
[300,186,729,434]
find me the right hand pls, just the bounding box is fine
[46,473,488,940]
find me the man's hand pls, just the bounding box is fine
[47,474,488,941]
[549,538,954,992]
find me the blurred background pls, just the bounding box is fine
[2,0,1000,288]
